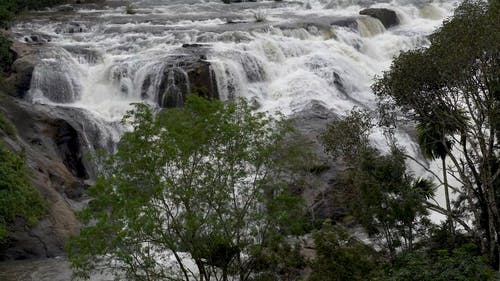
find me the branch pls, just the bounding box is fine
[425,201,473,234]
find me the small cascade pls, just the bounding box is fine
[419,4,445,20]
[28,48,84,104]
[158,67,190,108]
[356,16,386,37]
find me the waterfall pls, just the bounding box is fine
[12,0,459,197]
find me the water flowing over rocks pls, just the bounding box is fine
[0,0,459,272]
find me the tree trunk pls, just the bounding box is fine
[442,156,453,233]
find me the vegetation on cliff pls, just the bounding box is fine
[373,0,500,270]
[0,142,46,242]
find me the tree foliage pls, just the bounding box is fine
[308,221,380,281]
[67,96,306,281]
[386,244,496,281]
[373,0,500,267]
[321,109,434,258]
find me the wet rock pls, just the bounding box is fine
[289,101,346,221]
[23,34,52,45]
[55,119,88,179]
[55,22,88,34]
[6,42,39,99]
[359,8,400,28]
[0,96,107,260]
[56,5,75,13]
[182,43,208,48]
[141,47,219,108]
[157,60,219,108]
[333,72,346,95]
[276,16,358,33]
[63,46,102,65]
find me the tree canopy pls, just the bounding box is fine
[373,0,500,269]
[67,95,306,281]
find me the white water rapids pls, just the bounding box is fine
[2,0,460,279]
[14,0,457,122]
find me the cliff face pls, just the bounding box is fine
[0,40,93,261]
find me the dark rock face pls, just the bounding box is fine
[5,42,39,99]
[0,96,98,260]
[55,119,88,179]
[359,8,400,28]
[290,101,347,221]
[141,48,219,108]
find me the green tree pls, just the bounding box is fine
[308,221,380,281]
[67,96,306,281]
[386,244,497,281]
[321,110,434,258]
[373,0,500,267]
[416,118,461,233]
[0,34,13,74]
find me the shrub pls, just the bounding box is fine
[0,34,13,73]
[0,111,15,137]
[0,142,46,242]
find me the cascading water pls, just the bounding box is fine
[14,0,457,120]
[1,0,460,279]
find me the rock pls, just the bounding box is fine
[359,8,400,28]
[289,101,347,221]
[0,96,105,260]
[5,41,40,99]
[157,60,219,108]
[141,47,219,108]
[54,119,89,179]
[56,5,75,12]
[7,56,36,99]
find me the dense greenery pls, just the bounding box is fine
[0,142,46,242]
[0,110,16,137]
[374,0,500,269]
[308,222,380,281]
[305,1,500,279]
[68,95,307,281]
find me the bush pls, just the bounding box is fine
[0,111,15,137]
[386,244,497,281]
[0,34,13,73]
[308,221,381,281]
[67,96,306,281]
[0,142,46,242]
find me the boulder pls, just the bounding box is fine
[359,8,399,28]
[6,40,82,103]
[141,47,219,108]
[156,60,219,108]
[3,41,39,99]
